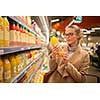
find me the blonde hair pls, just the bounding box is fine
[65,25,83,40]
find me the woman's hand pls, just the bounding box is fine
[62,52,69,64]
[51,44,60,60]
[51,44,69,65]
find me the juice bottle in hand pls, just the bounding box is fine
[50,36,59,46]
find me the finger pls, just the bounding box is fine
[62,56,68,60]
[54,44,60,50]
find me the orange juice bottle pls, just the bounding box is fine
[3,17,10,47]
[9,55,17,77]
[0,57,3,82]
[0,16,4,47]
[9,22,17,47]
[3,56,11,82]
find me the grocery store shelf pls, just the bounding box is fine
[0,46,42,56]
[11,53,43,83]
[27,56,44,83]
[8,16,43,39]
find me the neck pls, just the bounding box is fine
[69,41,78,47]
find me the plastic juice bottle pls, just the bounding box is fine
[26,29,28,46]
[15,54,21,73]
[23,52,26,67]
[31,50,35,60]
[24,29,27,46]
[3,56,11,82]
[17,24,21,46]
[28,31,31,46]
[26,51,30,64]
[23,27,26,46]
[19,26,23,46]
[3,17,10,47]
[9,22,16,47]
[0,16,4,47]
[32,33,36,45]
[14,23,19,46]
[50,36,59,46]
[22,52,27,68]
[0,57,3,82]
[22,27,25,46]
[21,52,26,68]
[27,30,29,45]
[9,55,17,77]
[19,53,24,70]
[28,51,32,63]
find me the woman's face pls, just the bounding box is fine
[64,28,79,46]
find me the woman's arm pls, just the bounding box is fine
[65,52,90,82]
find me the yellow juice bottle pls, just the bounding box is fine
[0,57,3,82]
[3,17,10,47]
[15,54,21,73]
[19,53,24,70]
[9,55,17,77]
[50,36,59,46]
[3,56,11,83]
[0,16,4,47]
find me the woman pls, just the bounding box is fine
[45,25,90,83]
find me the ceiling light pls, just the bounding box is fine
[88,30,95,32]
[82,29,87,32]
[56,31,60,36]
[51,19,60,23]
[92,27,100,30]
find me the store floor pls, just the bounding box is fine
[86,65,100,83]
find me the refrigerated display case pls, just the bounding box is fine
[0,16,50,83]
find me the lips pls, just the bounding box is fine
[67,39,71,42]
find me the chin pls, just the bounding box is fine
[67,41,72,45]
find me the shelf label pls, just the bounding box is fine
[0,50,4,55]
[27,47,31,49]
[21,48,24,50]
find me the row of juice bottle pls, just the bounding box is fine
[0,50,39,83]
[15,16,32,29]
[0,16,42,47]
[32,56,49,83]
[19,58,41,83]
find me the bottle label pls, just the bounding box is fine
[10,31,14,41]
[0,67,3,80]
[0,30,3,40]
[4,30,9,40]
[4,70,11,80]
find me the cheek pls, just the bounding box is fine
[66,36,77,43]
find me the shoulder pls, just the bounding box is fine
[80,48,89,59]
